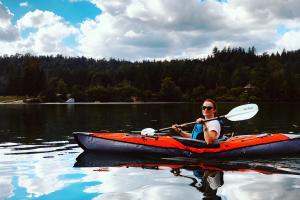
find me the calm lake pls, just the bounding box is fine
[1,102,300,200]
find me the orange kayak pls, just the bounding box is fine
[73,132,300,158]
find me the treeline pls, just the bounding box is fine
[0,46,299,102]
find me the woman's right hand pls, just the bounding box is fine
[172,124,183,133]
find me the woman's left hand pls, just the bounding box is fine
[196,118,205,124]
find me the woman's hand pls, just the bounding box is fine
[171,124,183,134]
[196,118,208,131]
[196,118,205,124]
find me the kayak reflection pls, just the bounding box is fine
[74,152,300,175]
[74,152,300,199]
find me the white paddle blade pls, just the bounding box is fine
[225,103,258,121]
[141,128,156,136]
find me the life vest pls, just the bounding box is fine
[191,120,224,140]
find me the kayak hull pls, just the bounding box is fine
[73,132,300,158]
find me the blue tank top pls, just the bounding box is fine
[191,120,224,140]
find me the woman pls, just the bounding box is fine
[172,99,221,144]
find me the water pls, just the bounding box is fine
[0,103,300,200]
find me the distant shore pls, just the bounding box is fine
[0,100,188,105]
[0,96,297,105]
[0,96,189,104]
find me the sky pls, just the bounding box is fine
[1,0,300,60]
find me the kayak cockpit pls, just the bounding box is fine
[172,136,220,148]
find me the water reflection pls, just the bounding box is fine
[74,152,300,200]
[0,144,102,199]
[171,168,223,200]
[74,152,300,174]
[1,144,300,200]
[1,103,300,199]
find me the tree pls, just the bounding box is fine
[23,58,46,96]
[159,77,183,101]
[86,85,111,102]
[71,85,87,102]
[212,46,219,57]
[231,66,250,87]
[57,79,68,95]
[191,85,206,102]
[1,46,300,102]
[112,81,140,102]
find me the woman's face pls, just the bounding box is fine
[202,101,216,118]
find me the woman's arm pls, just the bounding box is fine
[171,124,192,138]
[178,129,192,138]
[203,127,218,144]
[203,121,220,144]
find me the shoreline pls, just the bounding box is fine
[1,101,299,105]
[0,101,187,105]
[0,100,24,104]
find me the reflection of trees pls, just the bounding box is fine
[171,168,224,200]
[22,105,46,143]
[0,105,47,143]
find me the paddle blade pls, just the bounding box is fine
[141,128,156,136]
[225,103,258,121]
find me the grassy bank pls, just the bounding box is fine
[0,96,25,103]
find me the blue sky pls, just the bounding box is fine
[2,0,100,25]
[0,0,300,60]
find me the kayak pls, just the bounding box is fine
[73,132,300,158]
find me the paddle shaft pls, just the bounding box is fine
[156,115,225,133]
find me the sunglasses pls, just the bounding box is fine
[202,106,213,111]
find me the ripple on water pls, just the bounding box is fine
[2,142,80,155]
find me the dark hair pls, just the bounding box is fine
[203,98,217,110]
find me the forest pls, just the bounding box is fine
[0,46,299,102]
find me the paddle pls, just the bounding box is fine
[141,103,259,136]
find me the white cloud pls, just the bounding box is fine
[2,0,300,59]
[20,2,29,7]
[17,10,63,29]
[0,177,13,199]
[0,7,79,56]
[230,0,300,20]
[18,159,77,197]
[273,31,300,52]
[0,2,19,42]
[80,0,234,59]
[15,9,79,56]
[79,0,298,60]
[221,173,300,200]
[0,146,100,199]
[228,0,300,53]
